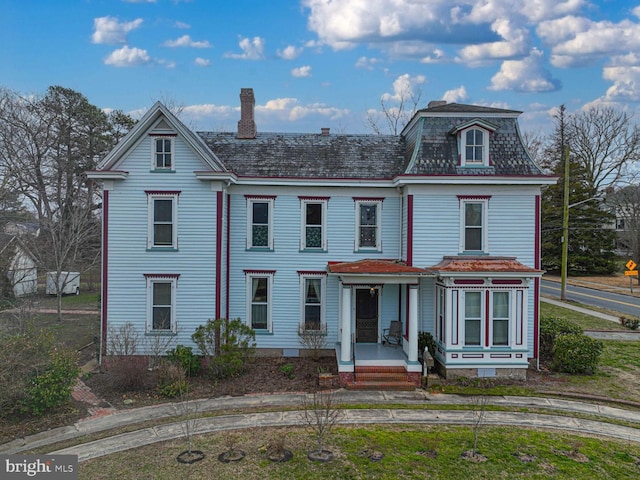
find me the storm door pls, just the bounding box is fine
[356,288,379,342]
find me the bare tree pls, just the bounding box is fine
[569,105,640,191]
[365,74,424,135]
[0,86,134,320]
[606,184,640,270]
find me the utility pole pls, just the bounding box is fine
[560,146,570,301]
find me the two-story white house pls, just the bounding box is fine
[87,89,555,388]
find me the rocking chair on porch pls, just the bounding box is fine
[382,321,402,346]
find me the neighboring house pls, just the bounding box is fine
[87,89,555,386]
[0,226,38,298]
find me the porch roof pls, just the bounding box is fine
[328,259,428,275]
[429,256,543,275]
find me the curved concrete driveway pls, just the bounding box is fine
[3,390,640,462]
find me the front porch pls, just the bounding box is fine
[336,343,423,389]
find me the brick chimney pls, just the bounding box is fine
[237,88,256,139]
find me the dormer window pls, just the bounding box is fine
[465,128,485,164]
[450,119,497,168]
[462,127,489,166]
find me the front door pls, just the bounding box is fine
[356,288,378,342]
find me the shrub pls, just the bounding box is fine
[298,323,328,361]
[167,344,201,376]
[156,362,187,398]
[418,331,436,359]
[620,317,640,330]
[552,334,603,374]
[104,355,151,392]
[0,329,56,417]
[192,318,256,380]
[22,349,80,416]
[539,316,583,360]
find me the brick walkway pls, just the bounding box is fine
[72,379,117,420]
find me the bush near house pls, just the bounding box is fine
[552,334,603,374]
[539,315,603,374]
[539,315,583,360]
[191,318,256,380]
[0,329,78,417]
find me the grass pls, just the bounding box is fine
[540,302,628,331]
[79,425,640,479]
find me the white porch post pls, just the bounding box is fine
[340,284,352,363]
[408,284,419,362]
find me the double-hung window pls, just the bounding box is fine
[147,191,179,250]
[300,198,327,250]
[464,129,484,164]
[464,291,482,346]
[247,196,275,249]
[299,273,326,332]
[492,291,510,346]
[145,274,178,333]
[459,126,491,166]
[459,197,488,253]
[355,199,382,251]
[153,137,173,170]
[246,271,274,332]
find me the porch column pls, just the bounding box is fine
[408,284,419,362]
[340,284,352,363]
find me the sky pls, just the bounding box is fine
[2,0,640,135]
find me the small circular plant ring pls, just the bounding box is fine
[217,450,245,463]
[307,450,334,462]
[268,449,294,462]
[177,450,205,464]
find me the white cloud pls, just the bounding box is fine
[355,56,382,70]
[194,57,211,67]
[602,66,640,102]
[540,16,640,68]
[291,65,312,77]
[224,36,265,60]
[163,35,212,48]
[442,86,468,103]
[489,48,561,92]
[92,16,143,45]
[457,18,530,65]
[175,21,191,29]
[420,48,445,64]
[258,97,349,122]
[277,45,303,60]
[381,74,426,102]
[104,46,152,67]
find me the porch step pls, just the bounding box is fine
[346,366,417,391]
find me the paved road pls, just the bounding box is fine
[541,279,640,318]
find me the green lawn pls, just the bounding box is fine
[79,425,640,479]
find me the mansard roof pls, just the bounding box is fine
[401,103,545,177]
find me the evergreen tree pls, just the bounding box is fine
[541,106,617,275]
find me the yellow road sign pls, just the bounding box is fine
[625,270,638,276]
[626,259,637,271]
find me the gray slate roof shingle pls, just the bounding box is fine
[197,103,546,179]
[199,132,405,179]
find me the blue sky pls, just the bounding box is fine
[2,0,640,134]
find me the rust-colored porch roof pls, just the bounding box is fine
[327,259,429,275]
[429,256,542,274]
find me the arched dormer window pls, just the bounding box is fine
[450,119,498,167]
[461,126,490,166]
